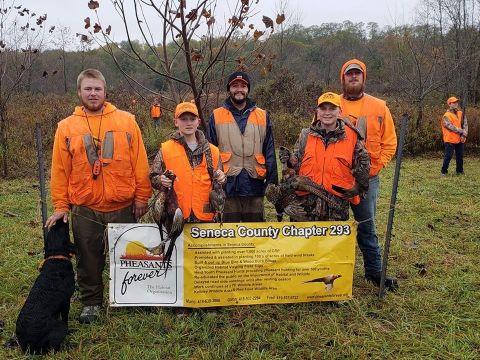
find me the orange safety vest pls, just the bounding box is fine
[340,94,396,177]
[161,140,219,221]
[441,110,463,144]
[213,107,267,179]
[298,126,360,205]
[151,104,161,118]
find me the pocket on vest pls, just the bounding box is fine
[254,154,266,178]
[69,174,94,204]
[220,151,232,174]
[104,170,136,203]
[332,154,353,188]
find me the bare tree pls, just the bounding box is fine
[0,0,49,177]
[52,26,75,93]
[386,0,480,127]
[80,0,281,129]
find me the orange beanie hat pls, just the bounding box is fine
[340,59,367,83]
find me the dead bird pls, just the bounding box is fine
[266,174,344,221]
[152,170,184,266]
[209,171,226,225]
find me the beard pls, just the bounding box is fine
[231,96,246,105]
[229,90,248,106]
[82,100,105,113]
[343,82,364,98]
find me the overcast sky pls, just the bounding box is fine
[19,0,421,44]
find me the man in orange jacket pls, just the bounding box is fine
[339,59,398,291]
[441,96,468,175]
[45,69,152,323]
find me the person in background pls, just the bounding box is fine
[151,97,162,127]
[339,59,398,291]
[45,69,152,324]
[440,96,468,176]
[207,71,278,222]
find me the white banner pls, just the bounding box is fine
[108,224,184,307]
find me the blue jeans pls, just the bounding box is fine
[351,175,382,276]
[441,142,464,174]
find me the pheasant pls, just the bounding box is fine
[266,174,344,221]
[151,170,184,267]
[209,171,226,225]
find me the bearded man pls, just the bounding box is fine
[45,69,152,323]
[207,71,278,222]
[339,59,398,291]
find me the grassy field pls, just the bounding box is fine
[0,156,479,360]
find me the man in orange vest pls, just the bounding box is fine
[150,102,226,222]
[339,59,398,291]
[441,96,468,175]
[279,92,370,220]
[207,71,278,222]
[150,98,162,127]
[45,69,152,323]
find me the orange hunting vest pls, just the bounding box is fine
[298,126,360,205]
[161,140,219,221]
[151,105,161,118]
[441,110,463,144]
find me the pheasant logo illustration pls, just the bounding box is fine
[121,240,165,260]
[304,274,342,291]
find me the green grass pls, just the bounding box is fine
[1,156,479,359]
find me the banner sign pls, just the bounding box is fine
[109,221,356,307]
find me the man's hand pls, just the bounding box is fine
[160,170,175,189]
[45,211,68,228]
[214,169,226,185]
[133,200,148,220]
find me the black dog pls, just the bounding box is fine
[16,220,75,354]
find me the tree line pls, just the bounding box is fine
[1,0,479,178]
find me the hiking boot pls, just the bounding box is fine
[365,272,398,291]
[79,305,102,324]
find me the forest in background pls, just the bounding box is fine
[1,0,479,178]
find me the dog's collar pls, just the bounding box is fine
[39,255,72,270]
[45,255,71,261]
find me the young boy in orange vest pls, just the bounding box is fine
[441,96,468,175]
[279,92,370,220]
[150,102,226,222]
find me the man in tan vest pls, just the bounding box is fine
[207,71,278,222]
